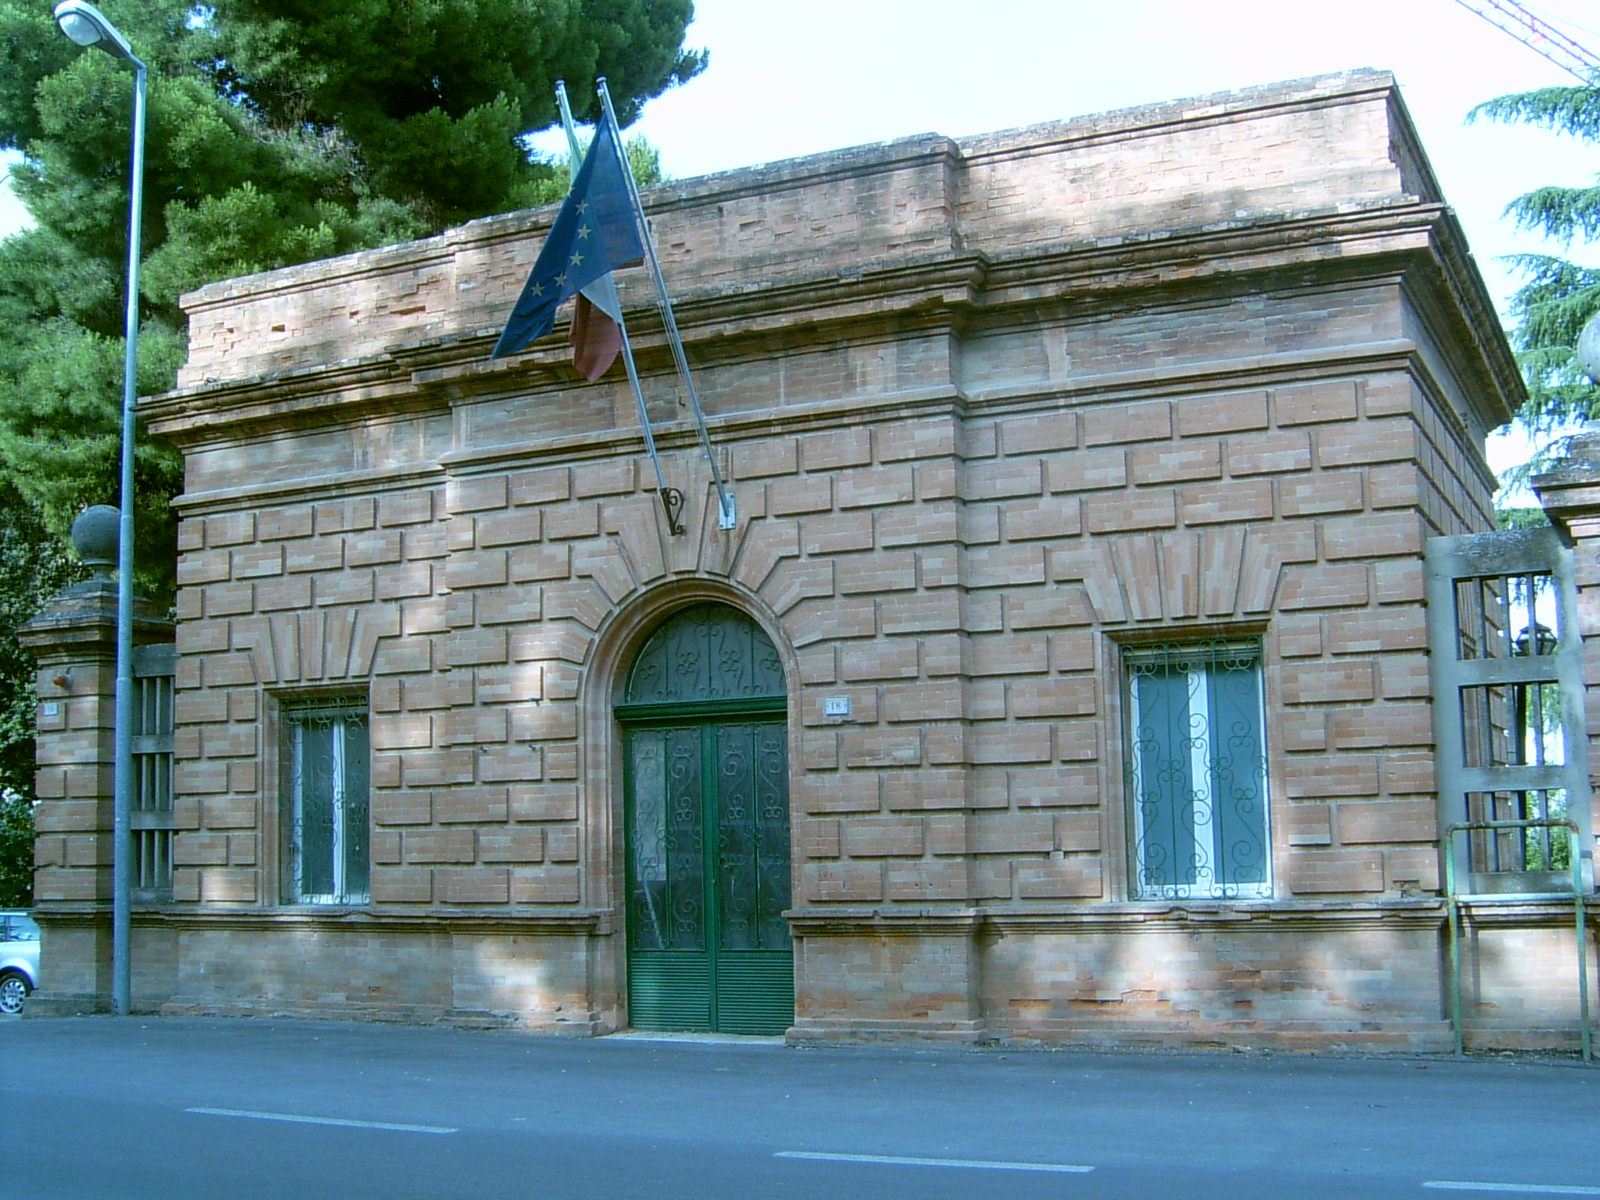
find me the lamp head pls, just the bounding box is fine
[54,1,137,63]
[1515,623,1558,657]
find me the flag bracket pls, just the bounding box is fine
[502,80,741,538]
[599,78,738,535]
[659,487,686,536]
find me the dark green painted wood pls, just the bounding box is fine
[712,951,795,1035]
[628,952,712,1031]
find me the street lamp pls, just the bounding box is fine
[54,0,146,1017]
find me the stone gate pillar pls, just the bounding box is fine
[1535,432,1600,871]
[16,507,172,1014]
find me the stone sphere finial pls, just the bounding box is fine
[1579,312,1600,385]
[71,505,120,577]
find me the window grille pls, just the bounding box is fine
[1123,640,1271,900]
[280,696,370,905]
[131,644,175,902]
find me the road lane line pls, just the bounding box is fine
[776,1150,1093,1174]
[1425,1184,1600,1196]
[185,1106,457,1134]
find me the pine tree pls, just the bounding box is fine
[1471,80,1600,447]
[0,485,80,907]
[0,1,701,897]
[0,0,702,598]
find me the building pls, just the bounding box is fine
[29,70,1594,1050]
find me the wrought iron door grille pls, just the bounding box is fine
[1122,640,1271,900]
[280,696,370,905]
[623,603,784,705]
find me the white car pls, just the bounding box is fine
[0,910,39,1014]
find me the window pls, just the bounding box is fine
[132,643,175,902]
[280,697,370,905]
[1123,640,1271,900]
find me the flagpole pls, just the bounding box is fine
[554,80,584,176]
[597,78,736,531]
[555,82,685,535]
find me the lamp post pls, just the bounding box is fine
[54,0,145,1017]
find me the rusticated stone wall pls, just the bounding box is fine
[29,70,1567,1048]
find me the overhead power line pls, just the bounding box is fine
[1450,0,1600,83]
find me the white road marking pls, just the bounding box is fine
[776,1150,1093,1174]
[1424,1184,1600,1196]
[185,1106,457,1134]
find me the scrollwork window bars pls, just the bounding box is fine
[280,696,370,905]
[1123,640,1271,901]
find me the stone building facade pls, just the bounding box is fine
[31,70,1588,1049]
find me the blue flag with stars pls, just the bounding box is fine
[492,110,645,360]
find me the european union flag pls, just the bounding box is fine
[492,111,645,360]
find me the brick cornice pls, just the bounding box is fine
[168,459,445,516]
[160,331,1460,518]
[1534,432,1600,542]
[147,199,1480,450]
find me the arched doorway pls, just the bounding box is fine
[617,602,792,1035]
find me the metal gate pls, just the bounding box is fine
[1426,527,1591,888]
[1425,527,1593,1054]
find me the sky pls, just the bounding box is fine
[613,0,1600,481]
[612,0,1596,317]
[4,0,1596,468]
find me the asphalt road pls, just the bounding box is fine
[5,1016,1600,1199]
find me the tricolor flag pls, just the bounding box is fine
[491,109,644,375]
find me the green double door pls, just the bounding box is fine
[623,715,793,1035]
